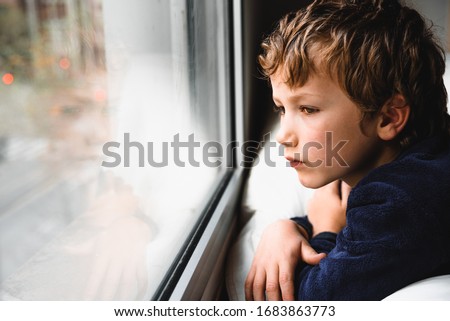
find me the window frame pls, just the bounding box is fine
[152,0,244,300]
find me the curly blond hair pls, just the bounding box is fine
[259,0,450,145]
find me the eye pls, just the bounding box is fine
[273,105,285,115]
[299,106,318,114]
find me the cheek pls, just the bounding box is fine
[338,132,377,168]
[298,132,328,164]
[314,123,366,167]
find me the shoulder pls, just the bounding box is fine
[345,134,450,241]
[351,134,450,209]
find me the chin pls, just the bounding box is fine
[296,172,330,189]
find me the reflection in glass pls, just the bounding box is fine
[0,0,230,300]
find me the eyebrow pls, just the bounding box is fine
[273,96,282,105]
[273,92,322,105]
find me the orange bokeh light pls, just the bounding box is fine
[2,73,14,85]
[94,89,107,102]
[59,57,71,70]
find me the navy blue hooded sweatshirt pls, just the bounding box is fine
[292,133,450,300]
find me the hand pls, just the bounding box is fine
[65,172,154,299]
[245,219,326,301]
[307,180,351,237]
[81,216,152,300]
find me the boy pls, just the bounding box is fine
[245,0,450,300]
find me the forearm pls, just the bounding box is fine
[291,215,342,239]
[294,233,419,301]
[292,228,337,299]
[312,221,345,237]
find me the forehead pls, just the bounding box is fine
[270,69,336,102]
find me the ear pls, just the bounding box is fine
[377,94,410,141]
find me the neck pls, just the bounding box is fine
[343,141,402,188]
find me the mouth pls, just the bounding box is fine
[285,157,303,168]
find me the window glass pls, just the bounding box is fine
[0,0,231,300]
[408,0,450,112]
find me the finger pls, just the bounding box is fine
[117,253,138,300]
[301,242,326,265]
[83,248,109,300]
[278,263,295,301]
[136,255,149,300]
[265,266,282,301]
[99,251,124,300]
[340,181,352,206]
[326,180,340,195]
[245,267,256,301]
[252,269,267,301]
[117,244,147,300]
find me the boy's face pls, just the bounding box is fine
[271,70,385,188]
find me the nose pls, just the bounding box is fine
[275,116,298,148]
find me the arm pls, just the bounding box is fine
[245,180,349,301]
[295,182,437,300]
[307,180,349,237]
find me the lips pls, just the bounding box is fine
[285,156,302,168]
[289,160,301,168]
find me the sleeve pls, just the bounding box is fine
[295,182,441,301]
[290,216,313,240]
[309,232,337,253]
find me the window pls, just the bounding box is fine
[0,0,238,300]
